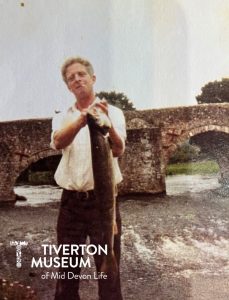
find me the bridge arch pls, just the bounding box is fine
[163,124,229,162]
[14,148,60,184]
[163,124,229,188]
[0,103,228,204]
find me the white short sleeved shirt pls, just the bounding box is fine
[50,100,126,191]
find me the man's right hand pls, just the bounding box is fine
[79,109,88,128]
[53,110,88,150]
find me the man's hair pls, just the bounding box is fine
[61,57,94,83]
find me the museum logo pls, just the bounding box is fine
[10,240,28,268]
[9,242,108,269]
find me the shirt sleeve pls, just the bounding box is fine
[50,111,64,150]
[108,105,127,142]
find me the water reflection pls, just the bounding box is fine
[15,185,62,206]
[166,174,220,195]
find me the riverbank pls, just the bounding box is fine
[166,160,219,175]
[17,161,220,186]
[1,178,229,299]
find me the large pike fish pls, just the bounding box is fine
[87,103,118,281]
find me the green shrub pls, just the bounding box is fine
[169,141,200,163]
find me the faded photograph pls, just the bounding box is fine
[0,1,229,299]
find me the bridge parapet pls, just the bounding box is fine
[126,103,229,162]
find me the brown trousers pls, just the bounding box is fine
[54,189,123,300]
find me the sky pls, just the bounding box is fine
[0,0,228,121]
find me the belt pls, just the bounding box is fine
[64,189,95,200]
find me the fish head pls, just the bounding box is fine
[87,105,111,135]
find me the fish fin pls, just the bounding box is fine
[100,251,118,281]
[113,222,118,235]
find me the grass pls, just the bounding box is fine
[28,171,56,185]
[19,161,220,184]
[166,160,219,176]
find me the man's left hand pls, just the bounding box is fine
[95,98,109,116]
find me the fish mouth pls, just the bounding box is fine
[87,111,111,135]
[87,100,112,135]
[89,111,111,127]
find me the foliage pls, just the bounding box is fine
[28,171,56,185]
[196,78,229,104]
[96,91,136,111]
[169,141,200,163]
[166,160,219,176]
[16,156,61,184]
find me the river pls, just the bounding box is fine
[14,174,221,206]
[8,174,229,300]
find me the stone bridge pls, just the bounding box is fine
[0,103,228,205]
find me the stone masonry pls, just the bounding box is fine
[0,103,228,205]
[118,127,164,195]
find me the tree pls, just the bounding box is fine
[196,78,229,104]
[96,91,136,111]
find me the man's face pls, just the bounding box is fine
[65,62,96,100]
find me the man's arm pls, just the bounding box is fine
[108,125,125,157]
[53,112,87,150]
[96,100,126,157]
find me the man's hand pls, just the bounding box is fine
[79,109,88,128]
[53,110,88,150]
[95,99,125,157]
[95,98,109,116]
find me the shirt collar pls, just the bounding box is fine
[69,97,101,113]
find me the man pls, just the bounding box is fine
[50,57,126,300]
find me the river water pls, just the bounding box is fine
[166,174,220,195]
[10,174,229,300]
[14,174,221,206]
